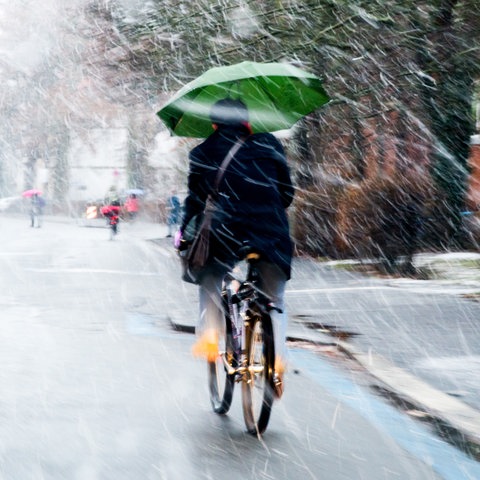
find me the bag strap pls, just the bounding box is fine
[213,136,246,194]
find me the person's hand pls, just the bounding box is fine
[173,229,183,249]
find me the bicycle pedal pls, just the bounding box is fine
[220,354,236,375]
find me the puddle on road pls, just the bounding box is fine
[293,314,360,340]
[125,312,170,337]
[286,340,353,363]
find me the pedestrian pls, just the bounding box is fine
[124,194,139,221]
[175,98,294,398]
[166,190,180,237]
[30,193,45,228]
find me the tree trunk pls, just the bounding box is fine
[421,0,474,247]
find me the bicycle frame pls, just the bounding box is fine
[220,253,281,382]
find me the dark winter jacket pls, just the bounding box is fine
[181,126,294,279]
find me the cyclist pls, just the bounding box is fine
[177,98,294,398]
[101,200,121,238]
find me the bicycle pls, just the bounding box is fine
[208,248,281,435]
[108,215,119,240]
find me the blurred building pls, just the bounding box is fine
[67,128,129,203]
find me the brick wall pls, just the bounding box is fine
[468,135,480,210]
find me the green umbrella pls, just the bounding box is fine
[157,61,329,138]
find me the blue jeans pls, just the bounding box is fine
[198,261,288,361]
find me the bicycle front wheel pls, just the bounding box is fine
[242,310,275,435]
[208,310,236,414]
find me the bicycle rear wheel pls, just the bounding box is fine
[242,310,275,435]
[109,223,117,240]
[208,303,236,414]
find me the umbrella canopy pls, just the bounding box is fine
[157,61,329,138]
[22,189,42,197]
[125,188,144,196]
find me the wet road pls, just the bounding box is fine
[0,215,478,479]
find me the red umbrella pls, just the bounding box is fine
[22,189,42,197]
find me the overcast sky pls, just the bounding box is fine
[0,0,85,77]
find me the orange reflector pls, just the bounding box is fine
[246,252,260,260]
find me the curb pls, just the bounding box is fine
[335,339,480,457]
[294,331,480,456]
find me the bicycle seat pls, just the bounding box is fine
[238,242,261,262]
